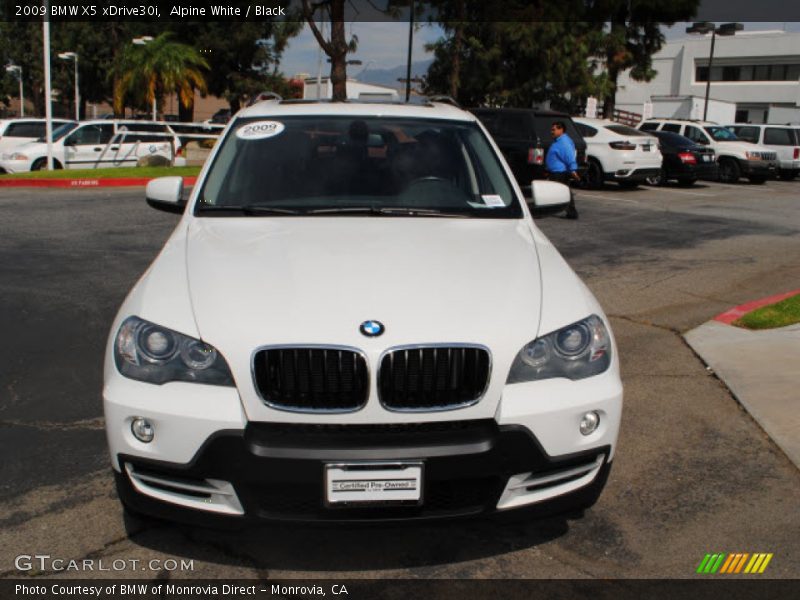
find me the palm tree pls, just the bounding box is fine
[113,33,209,118]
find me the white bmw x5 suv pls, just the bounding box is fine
[104,99,623,525]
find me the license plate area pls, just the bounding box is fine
[325,462,423,507]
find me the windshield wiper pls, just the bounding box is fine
[308,206,471,218]
[196,205,305,216]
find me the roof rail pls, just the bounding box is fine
[427,95,461,108]
[248,91,283,106]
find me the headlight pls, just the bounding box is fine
[745,151,761,161]
[114,316,234,386]
[9,152,28,161]
[507,315,611,383]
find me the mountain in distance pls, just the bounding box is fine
[353,59,433,90]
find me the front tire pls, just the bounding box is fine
[718,158,740,183]
[30,158,62,171]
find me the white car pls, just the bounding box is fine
[0,118,73,158]
[639,119,778,184]
[726,124,799,180]
[573,117,662,188]
[0,120,180,173]
[104,99,623,524]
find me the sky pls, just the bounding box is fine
[278,21,800,80]
[279,22,443,79]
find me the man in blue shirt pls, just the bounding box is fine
[545,121,579,219]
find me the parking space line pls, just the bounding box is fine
[577,192,640,205]
[655,188,715,197]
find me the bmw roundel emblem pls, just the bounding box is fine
[359,320,385,337]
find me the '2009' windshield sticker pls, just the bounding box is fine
[481,194,506,207]
[236,121,285,141]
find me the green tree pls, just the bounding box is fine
[113,32,209,118]
[166,20,302,115]
[424,4,605,110]
[588,0,699,117]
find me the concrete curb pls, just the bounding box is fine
[0,176,198,188]
[685,321,800,469]
[714,289,800,325]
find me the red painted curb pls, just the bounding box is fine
[0,176,197,188]
[714,289,800,325]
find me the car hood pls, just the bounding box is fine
[184,216,544,421]
[716,140,772,154]
[187,216,542,346]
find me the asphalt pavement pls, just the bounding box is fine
[1,179,799,580]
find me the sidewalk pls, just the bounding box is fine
[685,316,800,470]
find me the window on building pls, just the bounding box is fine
[769,65,787,81]
[739,66,754,81]
[788,65,800,81]
[754,65,770,80]
[722,66,740,81]
[695,66,709,82]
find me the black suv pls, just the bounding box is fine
[472,108,587,192]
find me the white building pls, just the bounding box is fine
[302,77,399,102]
[615,30,800,124]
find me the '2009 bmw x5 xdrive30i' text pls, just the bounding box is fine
[104,99,623,525]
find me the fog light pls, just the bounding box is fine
[579,411,600,436]
[131,417,154,443]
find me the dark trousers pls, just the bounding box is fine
[547,172,578,216]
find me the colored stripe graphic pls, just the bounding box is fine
[699,552,773,574]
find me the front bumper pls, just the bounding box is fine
[0,159,31,174]
[738,159,777,177]
[115,420,612,524]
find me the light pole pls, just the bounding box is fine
[5,65,23,116]
[686,22,743,121]
[132,36,156,120]
[58,51,79,120]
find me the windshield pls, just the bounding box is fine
[198,116,522,218]
[704,126,739,141]
[36,122,78,143]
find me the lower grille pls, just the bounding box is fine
[253,346,369,412]
[378,345,491,411]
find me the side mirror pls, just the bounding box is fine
[528,180,571,213]
[146,176,185,214]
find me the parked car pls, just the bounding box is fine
[0,120,181,172]
[0,117,73,155]
[638,119,778,184]
[644,130,718,186]
[472,108,588,194]
[210,108,232,124]
[726,124,800,180]
[573,118,662,188]
[105,99,622,526]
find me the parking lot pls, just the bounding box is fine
[1,178,799,579]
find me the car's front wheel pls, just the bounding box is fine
[718,158,740,183]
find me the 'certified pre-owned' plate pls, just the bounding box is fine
[325,462,423,505]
